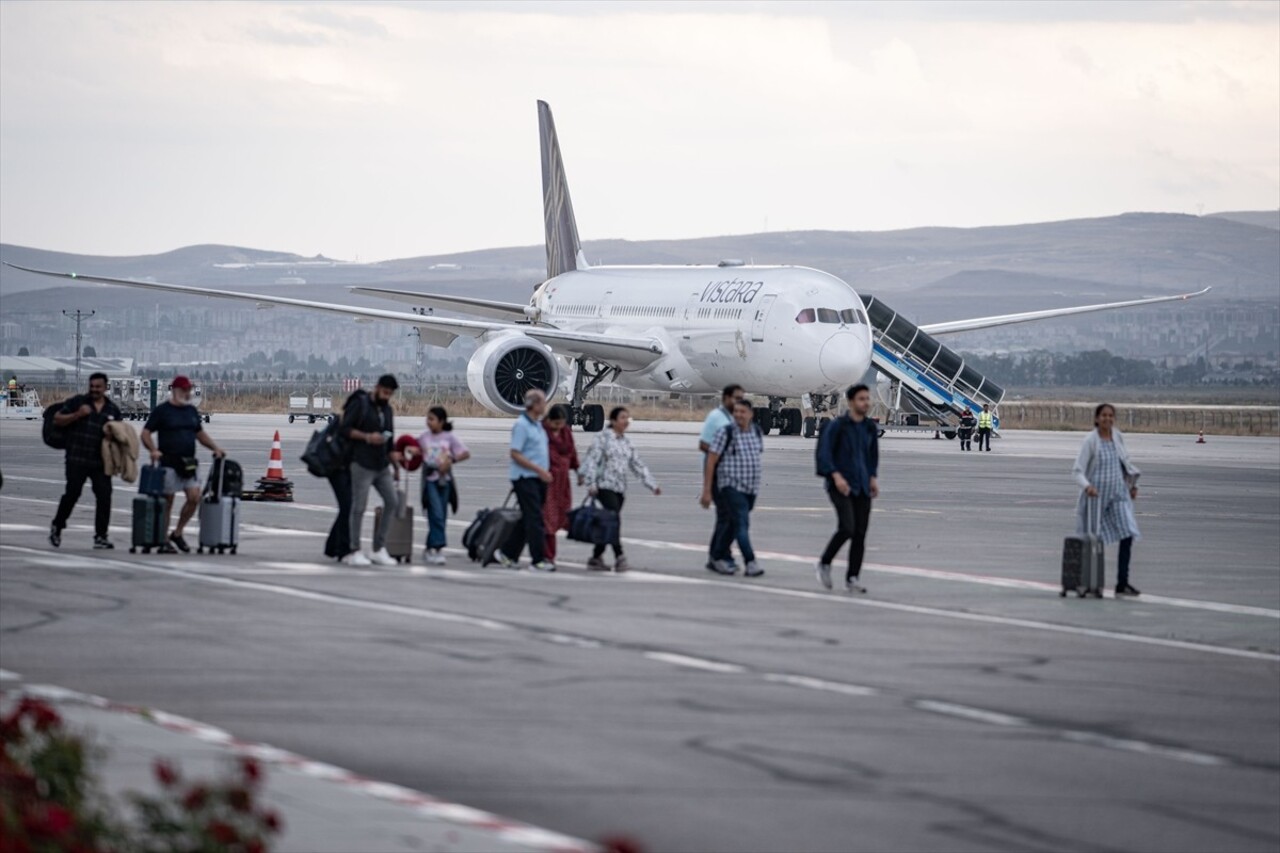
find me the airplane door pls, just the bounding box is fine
[751,294,777,342]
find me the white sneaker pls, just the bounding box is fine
[816,562,833,590]
[369,548,397,566]
[430,549,447,565]
[343,551,372,567]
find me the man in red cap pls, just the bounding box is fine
[141,376,225,553]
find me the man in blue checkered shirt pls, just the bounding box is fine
[700,399,764,577]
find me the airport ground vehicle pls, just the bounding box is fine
[0,388,42,420]
[288,393,336,424]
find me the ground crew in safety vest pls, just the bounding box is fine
[976,404,994,451]
[6,377,17,404]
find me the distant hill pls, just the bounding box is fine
[1209,210,1280,230]
[2,211,1276,314]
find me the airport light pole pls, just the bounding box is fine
[63,309,95,384]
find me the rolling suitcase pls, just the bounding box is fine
[464,492,522,566]
[138,463,166,497]
[130,494,166,554]
[198,457,240,555]
[374,473,414,563]
[1061,496,1105,598]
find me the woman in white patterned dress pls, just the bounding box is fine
[1072,403,1142,596]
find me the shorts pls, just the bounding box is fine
[162,467,201,495]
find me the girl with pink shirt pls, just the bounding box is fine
[416,406,470,564]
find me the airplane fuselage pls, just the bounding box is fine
[534,264,873,397]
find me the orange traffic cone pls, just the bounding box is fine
[264,430,287,480]
[245,430,294,502]
[1196,429,1206,444]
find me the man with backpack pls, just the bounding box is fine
[48,372,124,549]
[339,374,404,566]
[814,384,879,593]
[700,398,765,577]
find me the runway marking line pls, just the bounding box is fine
[912,700,1228,767]
[6,494,1277,620]
[643,652,747,674]
[0,674,595,853]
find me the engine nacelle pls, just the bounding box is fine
[466,335,561,415]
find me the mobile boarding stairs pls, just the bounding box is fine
[861,295,1004,440]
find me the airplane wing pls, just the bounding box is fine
[919,287,1211,336]
[3,265,664,369]
[347,287,532,322]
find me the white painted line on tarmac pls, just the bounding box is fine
[914,700,1027,728]
[604,533,1280,620]
[913,699,1229,767]
[0,669,21,682]
[642,652,748,674]
[760,673,879,697]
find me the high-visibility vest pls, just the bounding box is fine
[978,411,993,429]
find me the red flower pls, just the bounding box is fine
[239,756,261,784]
[153,759,179,788]
[183,785,209,811]
[262,810,282,832]
[28,705,60,734]
[207,820,239,844]
[226,786,251,813]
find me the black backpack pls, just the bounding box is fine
[301,418,348,478]
[813,415,847,477]
[42,399,72,450]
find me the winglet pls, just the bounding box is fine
[538,100,586,280]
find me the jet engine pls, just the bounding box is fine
[466,335,560,415]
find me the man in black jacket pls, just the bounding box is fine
[814,384,880,594]
[340,375,404,566]
[50,372,124,549]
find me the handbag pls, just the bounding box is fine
[566,497,620,545]
[301,419,348,478]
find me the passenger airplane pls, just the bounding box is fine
[8,101,1208,434]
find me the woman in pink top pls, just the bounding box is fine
[416,406,470,565]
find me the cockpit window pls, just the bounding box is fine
[817,308,840,324]
[795,308,816,324]
[839,308,866,325]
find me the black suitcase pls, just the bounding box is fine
[1062,496,1105,598]
[374,475,414,563]
[464,493,521,565]
[131,494,166,553]
[198,457,240,555]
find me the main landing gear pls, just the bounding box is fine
[797,393,841,439]
[753,396,805,436]
[567,357,617,432]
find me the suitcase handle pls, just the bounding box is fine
[1086,494,1101,536]
[205,456,223,504]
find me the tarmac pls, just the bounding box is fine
[1,413,1277,853]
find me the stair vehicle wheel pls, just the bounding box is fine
[308,415,316,424]
[944,430,957,440]
[288,414,295,424]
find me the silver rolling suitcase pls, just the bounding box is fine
[1061,496,1104,598]
[374,472,414,563]
[198,457,240,555]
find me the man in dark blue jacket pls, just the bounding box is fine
[814,383,879,593]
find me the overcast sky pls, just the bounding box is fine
[1,0,1276,261]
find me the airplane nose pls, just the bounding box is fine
[820,331,868,384]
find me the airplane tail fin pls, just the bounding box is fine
[538,100,587,279]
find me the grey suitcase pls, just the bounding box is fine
[1061,496,1104,598]
[198,457,240,555]
[374,475,414,563]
